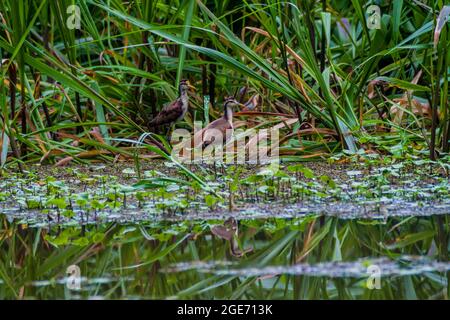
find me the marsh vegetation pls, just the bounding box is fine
[0,0,449,299]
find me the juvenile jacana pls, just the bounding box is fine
[149,79,195,135]
[200,96,244,149]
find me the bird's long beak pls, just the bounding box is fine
[235,100,246,108]
[227,99,245,108]
[186,81,196,92]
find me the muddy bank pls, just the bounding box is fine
[1,160,448,227]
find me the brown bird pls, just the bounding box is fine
[200,96,244,149]
[149,79,196,135]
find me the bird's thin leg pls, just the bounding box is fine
[213,161,217,179]
[165,125,174,143]
[165,125,170,139]
[221,162,227,175]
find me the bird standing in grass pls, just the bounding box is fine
[149,79,196,137]
[200,96,244,149]
[178,97,244,166]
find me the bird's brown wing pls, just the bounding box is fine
[149,98,183,126]
[201,118,233,148]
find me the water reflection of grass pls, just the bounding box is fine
[0,215,448,299]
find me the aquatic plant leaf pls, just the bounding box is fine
[387,230,436,249]
[118,234,190,269]
[0,131,9,167]
[374,77,431,92]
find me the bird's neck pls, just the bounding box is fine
[180,90,189,109]
[224,105,233,122]
[179,87,189,98]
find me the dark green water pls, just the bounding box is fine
[0,214,448,299]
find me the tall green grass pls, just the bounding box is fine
[0,0,448,168]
